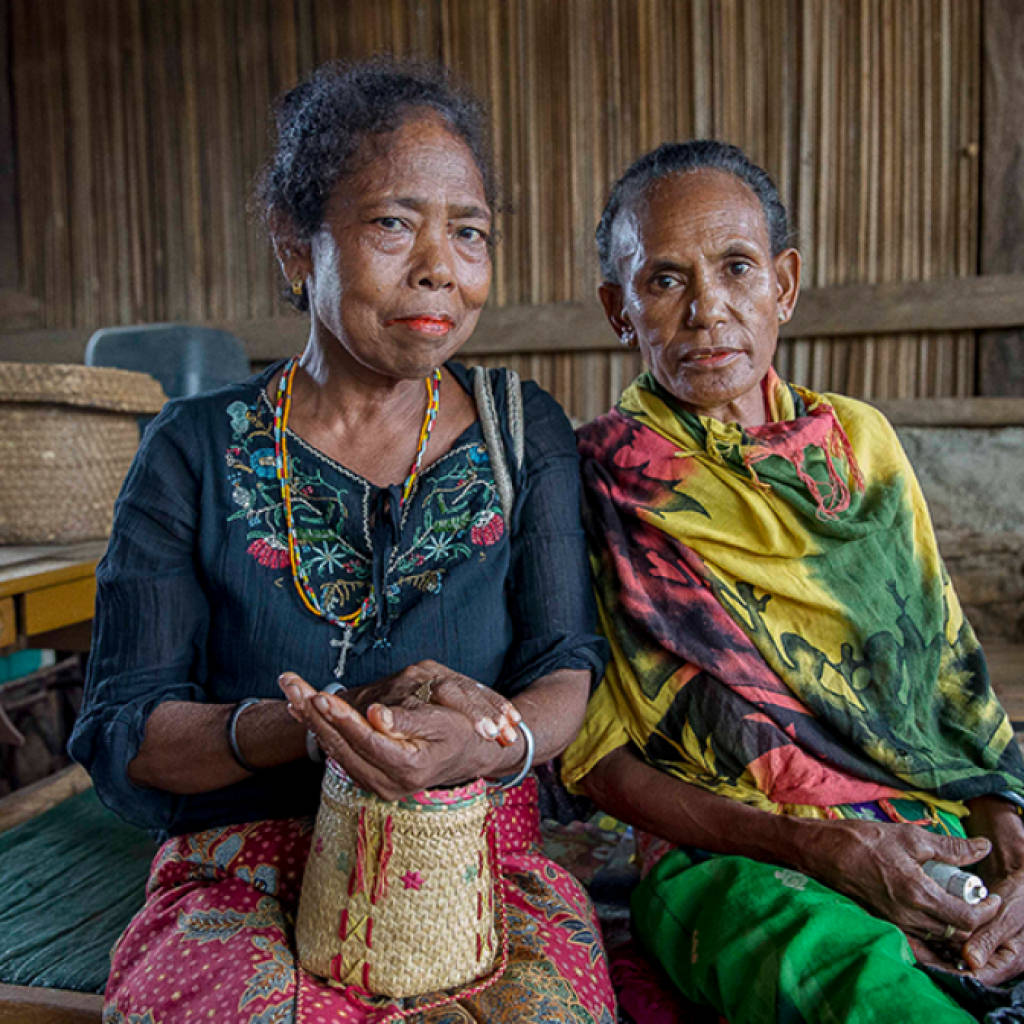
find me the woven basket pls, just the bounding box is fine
[295,762,499,999]
[0,362,166,544]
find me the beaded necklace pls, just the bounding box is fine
[273,357,442,675]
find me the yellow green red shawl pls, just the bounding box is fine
[562,370,1024,819]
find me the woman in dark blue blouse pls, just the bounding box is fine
[70,59,615,1023]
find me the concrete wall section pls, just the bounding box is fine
[896,425,1024,642]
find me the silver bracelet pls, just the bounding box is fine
[492,720,535,790]
[305,682,344,764]
[996,789,1024,815]
[305,728,324,764]
[226,697,262,773]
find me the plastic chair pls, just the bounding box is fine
[84,323,251,400]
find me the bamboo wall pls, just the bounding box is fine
[7,0,981,421]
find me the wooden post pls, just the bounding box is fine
[0,0,38,329]
[0,0,16,291]
[979,0,1024,395]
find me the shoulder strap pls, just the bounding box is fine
[471,365,523,524]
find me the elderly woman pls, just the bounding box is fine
[70,59,615,1023]
[562,139,1024,1023]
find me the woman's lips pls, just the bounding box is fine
[680,348,740,366]
[385,316,455,337]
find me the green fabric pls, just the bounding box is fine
[632,849,976,1024]
[833,798,964,834]
[565,371,1024,818]
[0,788,156,992]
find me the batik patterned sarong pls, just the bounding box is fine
[103,778,616,1023]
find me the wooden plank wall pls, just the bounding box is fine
[4,0,981,422]
[978,0,1024,396]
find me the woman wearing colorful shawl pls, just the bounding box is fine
[70,59,614,1023]
[562,139,1024,1023]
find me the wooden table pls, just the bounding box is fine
[0,541,107,653]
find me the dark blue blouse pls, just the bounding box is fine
[69,362,605,838]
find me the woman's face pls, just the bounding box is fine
[294,112,493,383]
[601,169,800,426]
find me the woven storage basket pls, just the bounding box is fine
[296,761,499,998]
[0,362,166,544]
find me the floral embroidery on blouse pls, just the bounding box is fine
[223,395,503,636]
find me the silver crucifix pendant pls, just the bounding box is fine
[329,625,353,680]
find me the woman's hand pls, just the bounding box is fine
[279,671,498,798]
[955,795,1024,984]
[345,660,520,744]
[800,818,1000,951]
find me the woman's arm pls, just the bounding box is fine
[125,698,307,792]
[496,379,608,696]
[74,398,314,820]
[583,745,1001,947]
[70,404,225,828]
[127,656,531,795]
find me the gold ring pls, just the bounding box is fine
[943,923,956,941]
[413,681,433,703]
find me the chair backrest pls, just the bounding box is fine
[84,324,251,399]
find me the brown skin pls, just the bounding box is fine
[275,110,495,482]
[599,168,800,429]
[128,111,591,802]
[582,748,1000,941]
[584,166,1024,984]
[280,666,591,801]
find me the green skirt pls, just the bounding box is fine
[632,804,978,1023]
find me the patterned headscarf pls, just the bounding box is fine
[563,370,1024,820]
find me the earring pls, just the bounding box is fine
[291,276,304,296]
[620,327,635,347]
[777,310,786,323]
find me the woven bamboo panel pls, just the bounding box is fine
[8,0,980,422]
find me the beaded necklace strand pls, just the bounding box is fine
[273,357,442,653]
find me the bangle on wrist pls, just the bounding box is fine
[996,790,1024,816]
[491,721,535,790]
[305,729,324,763]
[226,697,262,773]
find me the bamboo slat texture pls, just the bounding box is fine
[6,0,981,422]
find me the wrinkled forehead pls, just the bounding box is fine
[608,168,770,276]
[325,110,490,217]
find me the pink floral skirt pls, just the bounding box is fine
[104,778,616,1023]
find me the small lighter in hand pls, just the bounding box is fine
[922,860,988,904]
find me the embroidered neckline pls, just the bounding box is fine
[273,357,441,639]
[257,386,480,496]
[227,381,506,675]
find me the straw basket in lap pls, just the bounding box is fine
[0,362,166,544]
[296,761,502,1002]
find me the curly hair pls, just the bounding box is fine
[256,57,496,309]
[595,140,792,284]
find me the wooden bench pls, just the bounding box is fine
[0,986,103,1024]
[0,765,155,1024]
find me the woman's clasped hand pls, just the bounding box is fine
[279,661,524,799]
[805,819,999,952]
